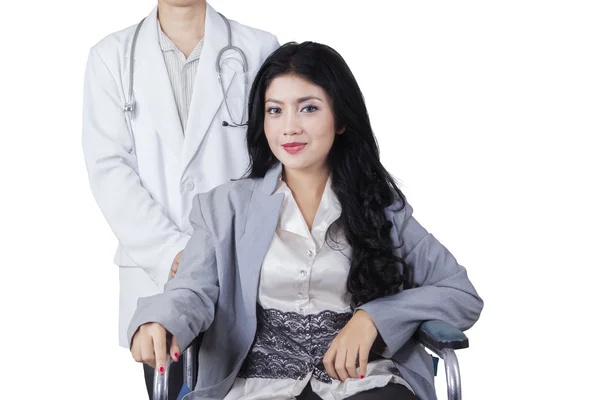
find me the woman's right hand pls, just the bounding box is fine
[131,322,181,374]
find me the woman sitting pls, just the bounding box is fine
[128,41,484,400]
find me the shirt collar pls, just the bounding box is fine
[275,175,342,246]
[157,18,204,62]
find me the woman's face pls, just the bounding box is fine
[263,74,343,175]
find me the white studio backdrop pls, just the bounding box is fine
[0,0,598,398]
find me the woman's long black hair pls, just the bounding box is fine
[245,42,407,307]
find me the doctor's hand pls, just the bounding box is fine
[169,250,184,279]
[322,310,378,382]
[131,322,181,373]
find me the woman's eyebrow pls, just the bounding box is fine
[265,96,323,104]
[297,95,323,103]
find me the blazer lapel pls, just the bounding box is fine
[237,164,284,315]
[182,4,237,171]
[133,7,184,157]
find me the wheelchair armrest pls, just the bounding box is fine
[417,320,469,353]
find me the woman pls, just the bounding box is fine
[128,42,483,400]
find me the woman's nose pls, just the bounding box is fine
[283,112,302,136]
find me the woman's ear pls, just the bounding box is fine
[336,126,346,135]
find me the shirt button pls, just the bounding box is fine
[300,270,307,277]
[306,250,315,258]
[185,181,195,191]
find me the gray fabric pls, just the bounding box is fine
[128,163,484,400]
[297,383,418,400]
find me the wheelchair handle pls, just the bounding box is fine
[152,355,171,400]
[153,345,196,400]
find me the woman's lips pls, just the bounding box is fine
[282,142,307,154]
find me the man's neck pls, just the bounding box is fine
[157,1,207,57]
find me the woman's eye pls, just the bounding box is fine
[266,107,281,114]
[301,105,318,113]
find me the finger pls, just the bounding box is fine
[170,335,181,362]
[345,346,359,379]
[140,331,155,369]
[358,344,369,379]
[153,328,168,374]
[131,331,142,362]
[323,346,339,381]
[335,347,349,382]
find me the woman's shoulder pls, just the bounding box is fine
[194,178,257,214]
[384,194,414,227]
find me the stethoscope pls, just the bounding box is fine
[124,13,248,128]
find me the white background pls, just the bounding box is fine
[0,0,598,398]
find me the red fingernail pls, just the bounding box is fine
[360,375,365,379]
[159,366,164,373]
[174,352,179,359]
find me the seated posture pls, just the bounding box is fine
[128,42,483,400]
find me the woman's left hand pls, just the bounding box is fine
[323,309,379,382]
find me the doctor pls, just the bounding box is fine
[82,0,279,397]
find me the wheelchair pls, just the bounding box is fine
[152,320,470,400]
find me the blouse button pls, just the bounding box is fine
[300,270,307,277]
[306,250,315,258]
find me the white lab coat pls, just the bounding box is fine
[82,3,279,347]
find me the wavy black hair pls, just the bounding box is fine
[245,42,408,307]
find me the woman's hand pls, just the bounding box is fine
[322,310,379,382]
[131,322,181,373]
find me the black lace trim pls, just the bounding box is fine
[239,305,352,383]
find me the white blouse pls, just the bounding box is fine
[224,176,413,400]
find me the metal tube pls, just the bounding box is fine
[152,357,171,400]
[184,342,197,390]
[440,348,462,400]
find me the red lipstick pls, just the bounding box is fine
[282,142,306,154]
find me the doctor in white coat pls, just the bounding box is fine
[82,0,278,396]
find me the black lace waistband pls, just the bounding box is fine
[238,305,353,383]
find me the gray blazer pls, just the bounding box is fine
[128,163,484,400]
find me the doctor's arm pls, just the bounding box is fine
[82,48,189,288]
[357,202,484,358]
[128,193,218,370]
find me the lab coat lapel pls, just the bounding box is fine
[182,4,236,170]
[134,7,184,157]
[238,165,284,315]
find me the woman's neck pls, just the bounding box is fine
[283,166,330,231]
[157,1,207,57]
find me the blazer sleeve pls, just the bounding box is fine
[82,47,190,288]
[357,201,484,358]
[127,193,218,352]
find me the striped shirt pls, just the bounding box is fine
[157,18,204,133]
